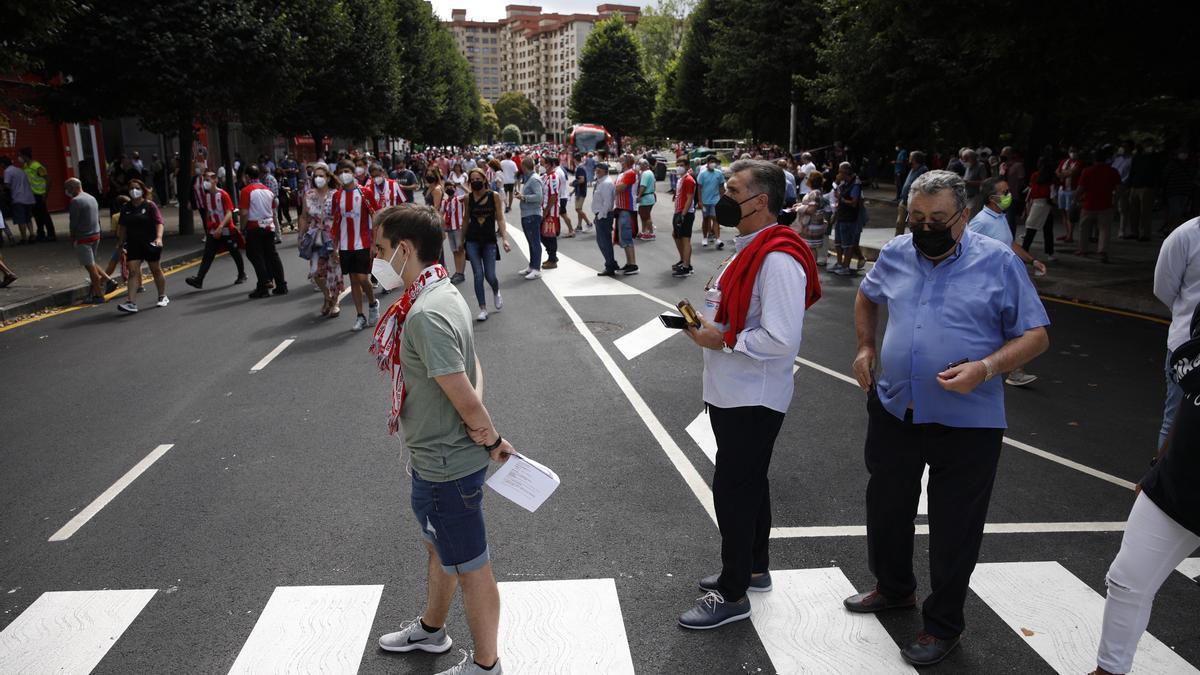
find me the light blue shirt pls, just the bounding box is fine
[967,206,1013,246]
[697,166,725,206]
[859,229,1049,428]
[783,170,797,201]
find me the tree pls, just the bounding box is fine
[501,124,522,144]
[634,0,692,93]
[570,15,654,154]
[0,0,84,83]
[494,91,542,135]
[655,0,724,141]
[479,97,500,143]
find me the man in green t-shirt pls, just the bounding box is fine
[370,203,516,675]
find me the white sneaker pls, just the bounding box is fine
[435,650,502,675]
[368,300,380,327]
[1005,370,1039,387]
[476,309,488,322]
[155,295,170,307]
[524,269,542,280]
[701,238,710,247]
[117,301,138,313]
[494,292,503,311]
[352,314,367,332]
[517,267,530,276]
[378,616,453,654]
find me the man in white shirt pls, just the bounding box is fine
[798,153,817,196]
[1153,216,1200,448]
[591,163,619,275]
[500,153,518,212]
[553,158,574,234]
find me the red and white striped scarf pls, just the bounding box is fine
[369,264,449,434]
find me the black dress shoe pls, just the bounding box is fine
[271,284,289,295]
[843,589,918,613]
[901,631,961,666]
[248,288,270,299]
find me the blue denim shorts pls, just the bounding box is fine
[411,467,490,575]
[616,210,636,247]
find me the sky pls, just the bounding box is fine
[429,0,655,22]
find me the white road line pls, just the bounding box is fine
[970,561,1199,675]
[796,356,857,386]
[512,236,717,524]
[684,409,718,463]
[48,444,174,542]
[498,578,635,674]
[250,338,295,373]
[752,568,916,674]
[917,464,930,516]
[228,585,383,675]
[1000,437,1135,491]
[613,315,681,360]
[0,589,157,674]
[1178,557,1200,580]
[770,521,1128,538]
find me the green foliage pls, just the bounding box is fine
[0,0,85,79]
[570,15,655,151]
[494,91,542,134]
[479,97,500,143]
[634,0,691,92]
[655,0,724,140]
[501,124,522,143]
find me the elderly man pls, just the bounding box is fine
[896,151,929,235]
[961,149,987,213]
[678,160,821,630]
[65,178,114,302]
[846,170,1050,666]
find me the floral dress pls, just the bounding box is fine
[303,188,344,293]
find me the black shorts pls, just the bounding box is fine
[339,249,371,275]
[503,183,514,194]
[125,240,163,262]
[672,211,696,239]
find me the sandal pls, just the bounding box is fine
[320,297,332,315]
[329,305,340,318]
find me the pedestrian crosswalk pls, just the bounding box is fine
[2,563,1196,674]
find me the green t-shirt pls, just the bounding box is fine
[639,169,656,206]
[399,279,487,482]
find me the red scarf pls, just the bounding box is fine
[369,264,449,434]
[714,224,822,348]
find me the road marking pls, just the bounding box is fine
[917,464,930,516]
[770,521,1128,538]
[0,589,157,673]
[1178,557,1200,581]
[250,338,295,373]
[1038,294,1171,325]
[498,578,635,674]
[511,236,716,524]
[796,356,857,385]
[228,585,383,675]
[1000,436,1135,490]
[970,561,1198,674]
[49,444,174,542]
[613,315,680,360]
[752,568,916,674]
[684,409,718,463]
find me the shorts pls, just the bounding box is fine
[411,467,490,575]
[1057,189,1074,211]
[834,219,862,248]
[338,248,371,275]
[125,239,163,262]
[616,210,636,248]
[503,183,514,194]
[559,197,569,213]
[444,228,463,251]
[702,204,716,218]
[672,211,696,238]
[75,240,99,266]
[574,195,586,210]
[10,202,32,225]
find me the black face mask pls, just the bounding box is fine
[715,193,760,227]
[912,225,960,259]
[471,180,485,191]
[426,175,436,183]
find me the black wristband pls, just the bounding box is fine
[485,434,503,452]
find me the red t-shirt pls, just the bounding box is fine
[674,171,696,214]
[1026,172,1051,201]
[1077,164,1121,211]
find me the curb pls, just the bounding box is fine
[0,247,205,323]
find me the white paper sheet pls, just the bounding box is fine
[486,453,560,512]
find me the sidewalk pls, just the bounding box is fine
[848,187,1169,320]
[0,206,207,322]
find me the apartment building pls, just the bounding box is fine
[444,4,640,141]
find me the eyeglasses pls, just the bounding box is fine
[905,211,963,232]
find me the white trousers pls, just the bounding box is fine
[1097,492,1200,673]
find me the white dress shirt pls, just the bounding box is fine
[701,224,808,413]
[1154,217,1200,350]
[592,176,614,218]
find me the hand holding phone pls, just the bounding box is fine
[658,314,690,330]
[677,299,702,329]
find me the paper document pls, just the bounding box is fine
[486,453,560,512]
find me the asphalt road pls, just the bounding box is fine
[1,184,1196,675]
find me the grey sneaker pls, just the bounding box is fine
[368,300,380,327]
[378,616,453,654]
[435,649,502,675]
[678,590,751,630]
[698,571,772,594]
[1005,370,1038,387]
[352,314,368,332]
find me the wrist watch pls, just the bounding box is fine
[981,357,995,381]
[720,342,733,354]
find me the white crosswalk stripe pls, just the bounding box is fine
[1178,557,1200,580]
[498,578,635,674]
[0,588,156,675]
[613,314,682,360]
[970,561,1199,675]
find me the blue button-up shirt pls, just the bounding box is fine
[859,229,1049,428]
[967,206,1013,246]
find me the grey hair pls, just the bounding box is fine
[838,161,853,173]
[910,150,925,165]
[979,176,1004,203]
[637,158,649,168]
[961,148,977,160]
[730,159,785,213]
[908,169,968,212]
[64,177,82,193]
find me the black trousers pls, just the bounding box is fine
[710,404,786,601]
[196,235,245,281]
[543,234,558,262]
[245,228,286,290]
[864,392,1003,639]
[33,193,55,238]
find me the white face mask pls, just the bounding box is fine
[354,166,366,176]
[202,180,213,191]
[313,175,327,188]
[374,175,385,185]
[707,163,717,170]
[340,172,355,185]
[371,242,408,291]
[129,188,143,200]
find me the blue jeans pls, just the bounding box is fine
[1159,349,1184,449]
[464,240,499,308]
[411,467,490,575]
[594,215,618,271]
[521,214,542,270]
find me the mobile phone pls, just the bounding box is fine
[944,358,969,370]
[677,299,702,329]
[659,313,690,330]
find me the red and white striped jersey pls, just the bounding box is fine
[239,182,277,231]
[542,169,559,214]
[373,177,407,208]
[442,193,464,231]
[674,170,697,214]
[204,188,234,233]
[331,186,378,251]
